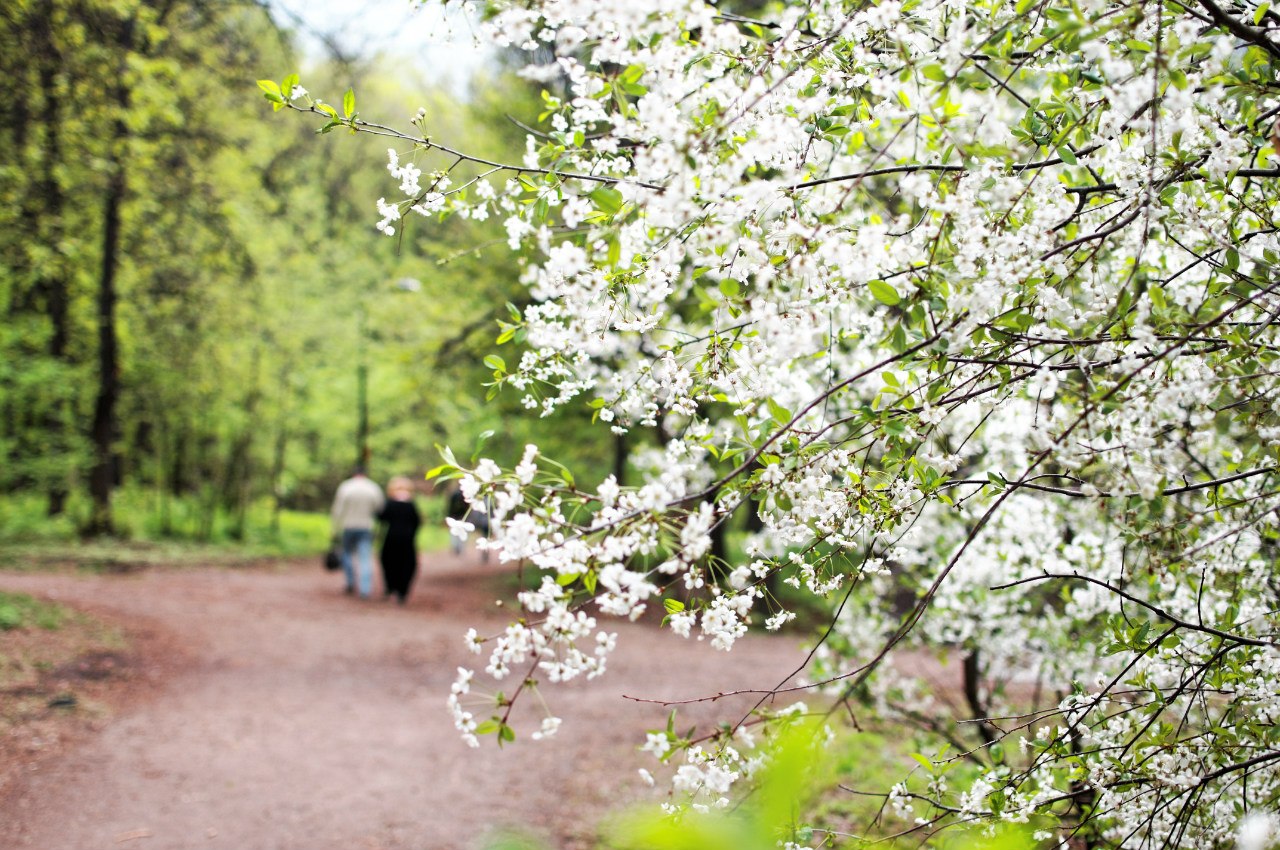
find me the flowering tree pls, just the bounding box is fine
[268,0,1280,845]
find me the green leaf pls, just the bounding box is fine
[471,429,494,463]
[588,185,624,215]
[909,752,935,772]
[475,720,500,735]
[483,354,506,372]
[664,598,685,614]
[342,87,355,118]
[499,723,516,743]
[1056,146,1077,165]
[868,279,901,306]
[257,79,282,97]
[1149,284,1167,311]
[766,397,793,424]
[718,278,741,298]
[424,463,455,480]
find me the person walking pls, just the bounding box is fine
[378,476,421,604]
[330,466,384,599]
[446,484,469,556]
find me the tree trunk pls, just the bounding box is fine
[170,421,189,496]
[87,154,125,536]
[155,413,171,535]
[269,365,291,533]
[356,304,369,469]
[962,648,996,746]
[86,5,149,536]
[222,340,262,539]
[612,429,627,486]
[35,23,71,517]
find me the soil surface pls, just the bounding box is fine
[0,552,809,850]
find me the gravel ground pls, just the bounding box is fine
[0,552,808,850]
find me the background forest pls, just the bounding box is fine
[0,0,611,548]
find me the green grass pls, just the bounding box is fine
[0,489,455,571]
[815,725,1026,848]
[0,591,66,631]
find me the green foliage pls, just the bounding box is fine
[0,3,615,539]
[475,721,1035,849]
[605,722,828,850]
[0,591,66,631]
[0,488,452,563]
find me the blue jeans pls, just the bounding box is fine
[340,528,375,598]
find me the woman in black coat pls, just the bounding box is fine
[378,477,421,604]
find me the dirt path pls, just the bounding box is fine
[0,553,807,850]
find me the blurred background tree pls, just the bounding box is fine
[0,0,610,546]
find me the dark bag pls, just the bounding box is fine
[323,543,342,572]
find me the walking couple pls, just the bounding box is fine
[330,467,420,603]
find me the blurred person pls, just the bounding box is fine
[445,483,490,560]
[378,476,421,604]
[330,466,384,598]
[446,484,469,556]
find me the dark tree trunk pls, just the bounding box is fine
[269,363,292,532]
[612,429,627,486]
[356,307,369,468]
[223,341,262,538]
[87,155,125,536]
[962,648,996,746]
[85,4,153,536]
[170,423,188,495]
[34,17,71,517]
[270,417,288,532]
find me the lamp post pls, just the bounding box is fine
[355,278,422,468]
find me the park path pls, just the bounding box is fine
[0,552,807,850]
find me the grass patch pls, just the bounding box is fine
[0,591,131,792]
[816,723,1022,847]
[0,592,66,631]
[0,489,335,555]
[0,594,127,697]
[0,490,456,574]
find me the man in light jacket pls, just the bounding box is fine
[331,466,385,598]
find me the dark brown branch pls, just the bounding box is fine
[946,465,1277,500]
[990,573,1278,647]
[1195,0,1280,59]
